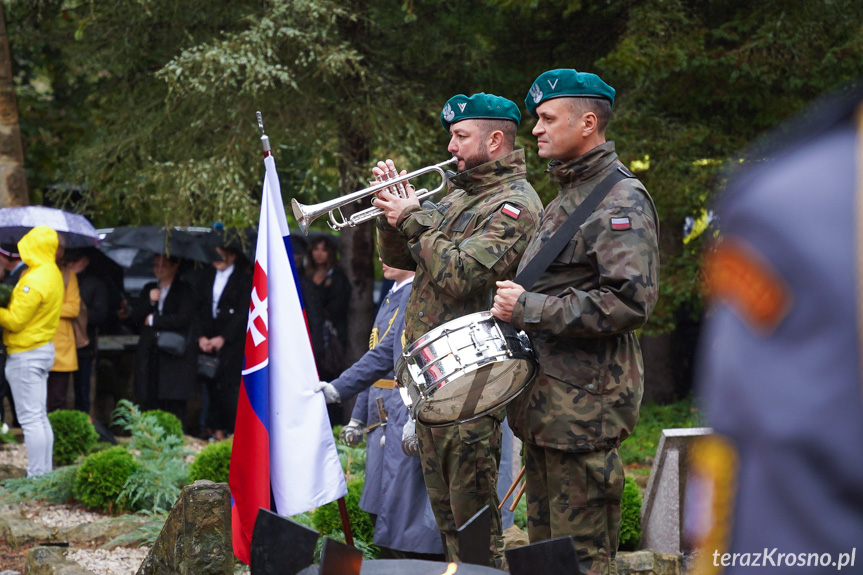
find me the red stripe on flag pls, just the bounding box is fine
[230,382,271,564]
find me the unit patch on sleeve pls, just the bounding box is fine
[610,216,631,231]
[501,203,521,219]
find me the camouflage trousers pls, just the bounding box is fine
[524,444,624,575]
[416,413,504,568]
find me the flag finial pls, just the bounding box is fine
[256,111,271,156]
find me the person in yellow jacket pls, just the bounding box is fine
[47,239,80,412]
[0,226,63,476]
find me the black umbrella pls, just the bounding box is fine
[106,226,216,264]
[207,226,257,262]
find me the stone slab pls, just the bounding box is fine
[640,427,712,554]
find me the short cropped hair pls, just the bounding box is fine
[478,118,518,150]
[567,97,612,134]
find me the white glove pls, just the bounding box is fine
[315,381,341,404]
[340,418,365,446]
[401,418,419,457]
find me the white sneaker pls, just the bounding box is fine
[1,422,8,435]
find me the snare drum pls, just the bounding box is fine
[396,311,537,427]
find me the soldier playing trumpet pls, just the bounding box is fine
[371,93,542,569]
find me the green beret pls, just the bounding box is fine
[524,69,615,117]
[440,93,521,131]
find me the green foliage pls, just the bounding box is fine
[0,465,77,504]
[9,0,863,338]
[141,409,184,440]
[620,397,702,466]
[89,441,116,454]
[111,400,190,513]
[0,283,13,308]
[619,475,642,551]
[189,439,232,484]
[512,488,528,530]
[312,477,378,559]
[49,409,99,465]
[73,446,138,514]
[333,425,366,481]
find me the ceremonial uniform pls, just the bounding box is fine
[690,84,863,574]
[504,70,659,575]
[378,96,542,565]
[330,278,444,556]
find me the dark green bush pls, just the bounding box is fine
[313,477,377,556]
[189,439,232,484]
[49,409,99,465]
[142,409,183,440]
[620,397,702,465]
[619,475,643,550]
[73,445,138,514]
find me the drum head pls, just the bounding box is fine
[415,357,535,426]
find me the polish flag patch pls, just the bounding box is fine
[501,203,521,219]
[611,217,631,231]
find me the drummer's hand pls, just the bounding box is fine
[491,280,525,322]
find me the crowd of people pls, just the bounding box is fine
[0,228,356,458]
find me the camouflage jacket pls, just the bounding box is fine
[507,141,660,452]
[377,149,542,342]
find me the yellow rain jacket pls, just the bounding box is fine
[0,226,63,354]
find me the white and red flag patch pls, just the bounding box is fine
[611,216,631,231]
[501,203,521,219]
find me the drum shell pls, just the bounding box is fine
[396,311,537,427]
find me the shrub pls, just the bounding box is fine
[619,475,643,550]
[189,439,232,484]
[73,445,138,514]
[313,477,377,557]
[111,400,190,513]
[620,397,702,466]
[141,409,183,440]
[0,466,77,504]
[49,409,99,465]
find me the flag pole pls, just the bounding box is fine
[256,111,355,548]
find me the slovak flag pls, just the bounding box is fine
[229,151,347,564]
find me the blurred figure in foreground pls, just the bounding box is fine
[688,83,863,573]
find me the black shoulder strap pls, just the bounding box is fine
[514,166,633,291]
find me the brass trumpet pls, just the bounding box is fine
[291,157,457,235]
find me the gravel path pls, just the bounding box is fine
[1,442,149,575]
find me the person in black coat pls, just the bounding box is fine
[130,254,198,429]
[65,249,110,415]
[197,246,253,440]
[303,235,351,426]
[0,243,26,429]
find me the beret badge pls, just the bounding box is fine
[442,103,455,123]
[529,83,543,104]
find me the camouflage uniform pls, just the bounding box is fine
[507,141,659,575]
[378,148,542,567]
